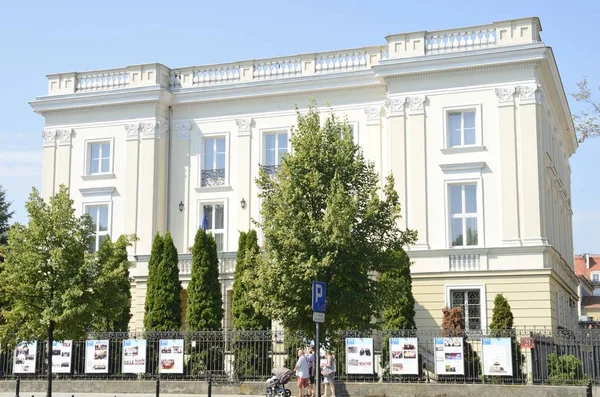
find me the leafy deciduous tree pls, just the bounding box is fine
[250,101,417,336]
[0,185,14,247]
[571,77,600,142]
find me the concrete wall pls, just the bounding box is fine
[0,380,588,397]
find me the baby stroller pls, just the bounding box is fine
[265,367,294,397]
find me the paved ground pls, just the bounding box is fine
[1,394,264,397]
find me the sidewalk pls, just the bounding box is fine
[0,394,264,397]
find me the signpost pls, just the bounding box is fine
[312,281,326,397]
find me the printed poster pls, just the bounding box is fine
[434,337,464,375]
[482,338,513,376]
[159,339,184,374]
[390,337,419,375]
[85,340,109,373]
[13,341,37,374]
[51,340,72,373]
[123,339,147,374]
[345,337,373,374]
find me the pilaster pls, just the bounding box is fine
[125,123,140,253]
[55,128,73,192]
[41,129,57,199]
[236,118,252,231]
[364,106,383,186]
[386,96,407,229]
[172,121,192,253]
[406,95,429,248]
[495,87,521,246]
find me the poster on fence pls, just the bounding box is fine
[159,339,184,374]
[51,340,72,373]
[85,340,109,373]
[389,337,419,375]
[345,337,373,374]
[482,338,512,376]
[123,339,147,374]
[13,341,37,373]
[434,337,464,375]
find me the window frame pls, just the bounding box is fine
[448,183,479,248]
[198,131,230,189]
[445,284,487,332]
[197,199,228,252]
[260,127,292,175]
[347,121,359,145]
[84,138,115,177]
[442,104,483,151]
[83,202,111,253]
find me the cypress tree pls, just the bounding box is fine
[489,294,514,331]
[489,294,522,382]
[143,233,163,331]
[186,228,224,330]
[144,232,181,331]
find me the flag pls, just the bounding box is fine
[201,214,209,231]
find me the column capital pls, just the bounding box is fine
[125,123,140,140]
[140,119,166,140]
[175,121,192,140]
[495,87,516,106]
[236,118,253,137]
[364,106,382,125]
[407,95,427,115]
[42,129,56,147]
[517,84,542,105]
[56,128,73,146]
[385,96,406,117]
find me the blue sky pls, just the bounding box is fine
[0,0,598,253]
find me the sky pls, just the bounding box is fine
[0,0,598,253]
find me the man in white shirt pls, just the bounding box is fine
[294,348,310,397]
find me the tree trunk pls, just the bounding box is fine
[47,320,54,397]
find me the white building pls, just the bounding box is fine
[30,17,579,331]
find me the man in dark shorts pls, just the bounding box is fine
[307,346,316,396]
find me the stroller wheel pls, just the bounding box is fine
[285,389,291,397]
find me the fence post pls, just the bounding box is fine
[155,378,160,397]
[587,380,592,397]
[15,376,20,397]
[207,373,212,397]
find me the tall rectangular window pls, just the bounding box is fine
[86,204,109,253]
[88,142,111,174]
[449,184,478,247]
[263,132,288,175]
[202,137,226,187]
[202,203,225,252]
[447,110,476,147]
[450,289,481,330]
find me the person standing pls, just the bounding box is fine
[294,348,310,397]
[306,346,316,397]
[321,350,336,397]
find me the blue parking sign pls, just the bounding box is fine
[312,281,326,313]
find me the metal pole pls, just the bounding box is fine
[315,322,320,397]
[15,376,20,397]
[155,378,160,397]
[207,374,212,397]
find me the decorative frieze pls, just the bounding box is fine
[236,118,252,136]
[364,106,381,125]
[42,129,56,146]
[385,97,406,117]
[517,84,541,105]
[125,123,140,140]
[407,96,427,115]
[140,119,167,140]
[176,122,192,140]
[495,87,516,106]
[56,128,73,145]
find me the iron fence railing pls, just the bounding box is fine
[0,328,598,386]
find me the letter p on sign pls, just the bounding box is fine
[312,281,326,313]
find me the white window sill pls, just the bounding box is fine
[195,185,233,193]
[441,146,486,154]
[82,173,116,181]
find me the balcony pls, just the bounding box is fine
[449,253,481,271]
[201,169,226,187]
[261,164,281,176]
[178,252,236,276]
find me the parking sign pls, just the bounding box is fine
[312,281,326,313]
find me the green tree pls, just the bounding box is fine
[186,228,223,330]
[489,294,514,331]
[143,232,181,331]
[0,185,14,247]
[251,102,417,336]
[0,186,95,397]
[91,235,136,331]
[232,230,271,379]
[571,77,599,142]
[488,294,523,383]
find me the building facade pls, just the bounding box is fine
[30,17,579,331]
[575,254,600,323]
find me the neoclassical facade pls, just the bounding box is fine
[31,17,579,331]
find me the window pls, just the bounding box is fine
[263,132,288,175]
[450,289,481,331]
[592,273,599,282]
[202,137,226,187]
[202,203,225,251]
[88,142,111,174]
[86,204,109,253]
[447,110,476,147]
[449,184,478,247]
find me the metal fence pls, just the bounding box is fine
[0,328,598,386]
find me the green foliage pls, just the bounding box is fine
[380,249,415,330]
[143,232,182,331]
[0,186,95,346]
[547,353,590,385]
[571,77,600,142]
[91,235,136,332]
[186,228,223,331]
[489,294,514,332]
[251,101,417,336]
[0,185,14,247]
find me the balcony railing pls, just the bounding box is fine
[449,253,481,271]
[201,169,225,187]
[178,251,236,276]
[261,164,281,176]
